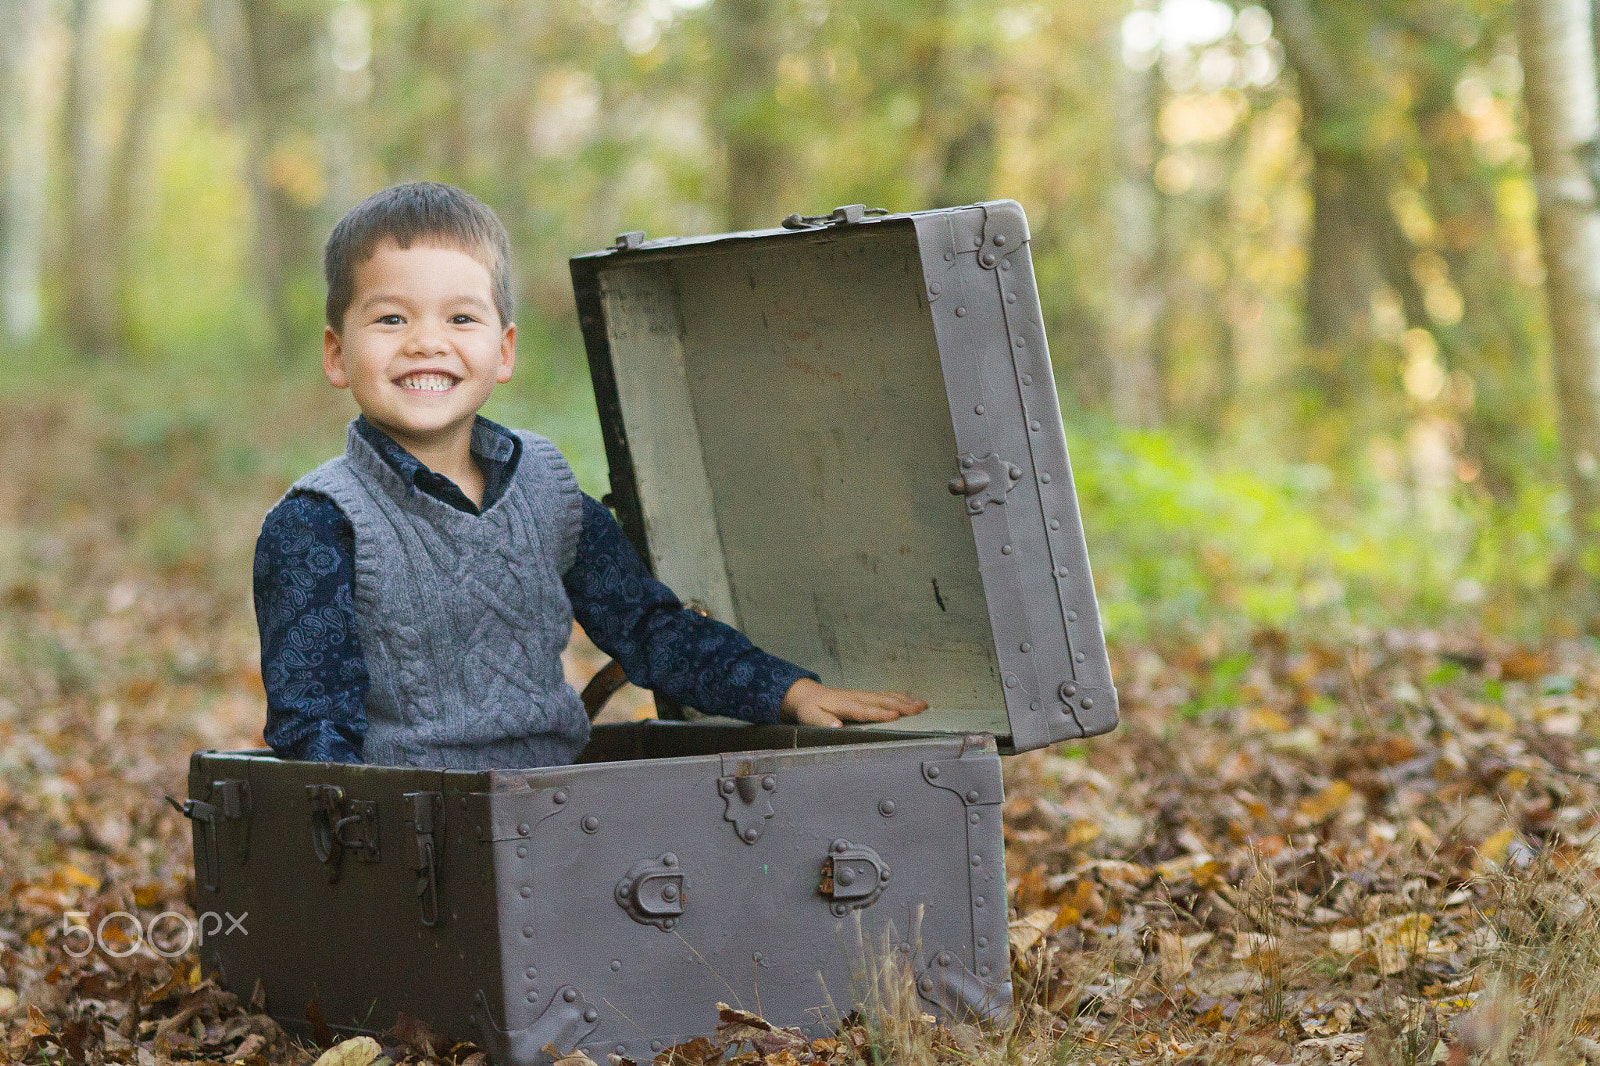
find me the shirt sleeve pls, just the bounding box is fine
[253,492,369,762]
[563,494,819,724]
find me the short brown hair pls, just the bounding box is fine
[323,182,513,330]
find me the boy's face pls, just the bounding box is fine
[323,240,514,456]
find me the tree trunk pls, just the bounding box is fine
[203,0,323,351]
[1108,53,1166,427]
[1520,0,1600,558]
[905,0,997,210]
[0,0,49,343]
[105,0,173,348]
[717,0,785,230]
[1302,156,1376,351]
[1266,0,1462,439]
[61,0,118,357]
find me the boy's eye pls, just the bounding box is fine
[450,313,478,325]
[375,314,404,325]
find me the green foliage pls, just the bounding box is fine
[1066,418,1569,642]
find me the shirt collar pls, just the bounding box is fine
[353,415,521,508]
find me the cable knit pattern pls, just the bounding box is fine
[288,420,588,769]
[520,434,584,577]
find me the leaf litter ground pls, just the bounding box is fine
[3,397,1600,1066]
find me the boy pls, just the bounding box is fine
[254,182,927,770]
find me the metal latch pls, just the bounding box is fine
[819,839,890,915]
[616,853,686,930]
[307,784,379,882]
[613,230,645,251]
[948,452,1022,514]
[167,779,251,893]
[405,791,443,927]
[781,204,889,229]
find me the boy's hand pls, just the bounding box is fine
[779,678,929,729]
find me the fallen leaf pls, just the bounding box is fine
[1158,928,1193,987]
[1298,781,1354,823]
[52,865,100,891]
[1498,649,1548,681]
[387,1012,448,1057]
[1009,909,1058,953]
[658,1034,722,1064]
[1194,859,1227,890]
[543,1045,600,1066]
[1244,707,1291,732]
[1475,828,1516,871]
[1064,818,1102,847]
[1188,969,1264,996]
[1369,913,1433,976]
[232,1033,267,1060]
[311,1035,382,1066]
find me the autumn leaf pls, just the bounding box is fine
[1009,909,1059,953]
[312,1036,381,1066]
[1297,780,1354,823]
[542,1045,601,1066]
[1157,928,1193,988]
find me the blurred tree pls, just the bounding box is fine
[0,0,49,343]
[1265,0,1449,431]
[105,0,176,349]
[1110,43,1169,427]
[62,0,117,357]
[715,0,787,229]
[1519,0,1600,567]
[204,0,325,351]
[907,0,998,208]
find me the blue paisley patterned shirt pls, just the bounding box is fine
[253,415,817,763]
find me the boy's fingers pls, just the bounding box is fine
[798,705,843,728]
[855,690,928,716]
[832,692,927,722]
[835,701,901,723]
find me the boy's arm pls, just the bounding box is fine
[254,493,369,762]
[565,495,924,725]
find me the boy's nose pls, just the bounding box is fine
[405,324,450,356]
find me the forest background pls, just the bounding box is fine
[6,0,1599,643]
[9,0,1600,1063]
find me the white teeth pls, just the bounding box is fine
[399,372,456,392]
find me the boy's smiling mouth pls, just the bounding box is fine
[396,371,460,392]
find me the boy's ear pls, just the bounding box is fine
[497,322,516,384]
[323,326,351,389]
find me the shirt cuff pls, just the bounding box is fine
[743,658,821,725]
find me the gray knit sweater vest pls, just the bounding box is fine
[291,421,589,770]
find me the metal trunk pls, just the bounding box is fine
[188,201,1115,1065]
